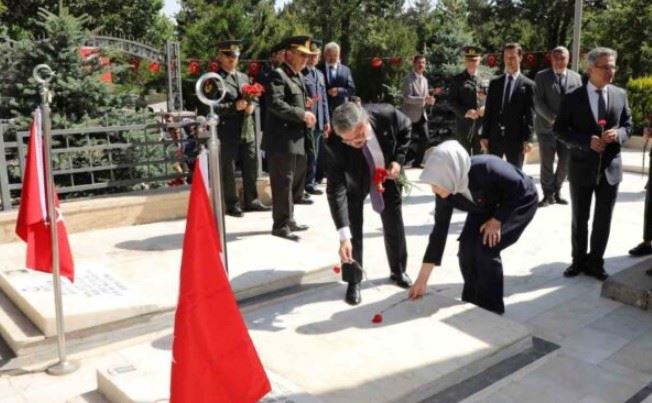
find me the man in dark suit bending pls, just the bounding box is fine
[324,102,413,305]
[555,47,632,281]
[480,42,535,169]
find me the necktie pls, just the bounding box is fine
[329,65,336,82]
[361,145,385,214]
[502,75,513,111]
[596,89,607,122]
[557,74,565,95]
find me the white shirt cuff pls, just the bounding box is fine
[338,226,352,241]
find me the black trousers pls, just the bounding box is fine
[221,140,259,209]
[305,129,324,190]
[569,174,619,269]
[457,184,538,314]
[408,117,430,166]
[538,132,569,196]
[342,179,408,284]
[645,153,652,242]
[489,137,524,169]
[268,152,306,230]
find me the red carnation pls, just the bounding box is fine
[372,314,383,324]
[241,82,265,102]
[373,167,389,193]
[598,119,607,127]
[332,266,341,274]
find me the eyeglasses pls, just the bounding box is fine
[594,64,617,72]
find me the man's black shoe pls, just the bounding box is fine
[226,206,243,217]
[295,196,314,205]
[244,200,271,212]
[305,187,323,195]
[563,264,584,277]
[345,283,361,305]
[390,272,413,289]
[288,222,309,232]
[538,195,555,207]
[271,227,299,241]
[646,268,652,276]
[587,267,609,281]
[554,194,569,205]
[629,242,652,257]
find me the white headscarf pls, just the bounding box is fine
[419,140,473,201]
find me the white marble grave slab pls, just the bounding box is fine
[0,264,158,337]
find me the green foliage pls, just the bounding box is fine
[626,76,652,134]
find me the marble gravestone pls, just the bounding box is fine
[0,264,158,337]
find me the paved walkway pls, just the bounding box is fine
[0,160,651,402]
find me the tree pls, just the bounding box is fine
[1,0,169,45]
[0,8,122,125]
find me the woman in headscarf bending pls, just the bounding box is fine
[409,140,538,314]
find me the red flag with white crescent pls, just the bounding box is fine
[15,109,75,282]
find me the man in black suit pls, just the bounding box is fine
[555,47,633,281]
[262,35,317,241]
[214,40,269,217]
[324,102,412,305]
[480,43,535,169]
[321,42,356,115]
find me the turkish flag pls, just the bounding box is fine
[15,109,75,282]
[170,153,270,403]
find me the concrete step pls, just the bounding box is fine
[602,256,652,311]
[0,217,336,359]
[94,284,532,403]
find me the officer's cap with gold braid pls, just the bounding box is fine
[217,40,242,57]
[284,35,318,55]
[463,46,483,59]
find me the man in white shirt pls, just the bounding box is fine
[555,47,632,281]
[323,102,413,305]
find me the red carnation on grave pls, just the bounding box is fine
[372,314,383,324]
[332,266,341,274]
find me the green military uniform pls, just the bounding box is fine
[262,35,316,238]
[449,46,484,154]
[214,40,267,216]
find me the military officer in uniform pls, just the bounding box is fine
[214,40,270,217]
[449,46,485,154]
[262,35,317,241]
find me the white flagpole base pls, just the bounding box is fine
[47,359,79,376]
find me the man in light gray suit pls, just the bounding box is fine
[401,55,435,167]
[534,46,583,206]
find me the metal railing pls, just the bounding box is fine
[0,120,191,210]
[0,110,264,211]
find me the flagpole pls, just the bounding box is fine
[33,64,79,375]
[195,73,229,273]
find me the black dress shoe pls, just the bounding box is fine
[646,268,652,276]
[563,264,584,277]
[554,194,569,205]
[345,283,361,305]
[538,195,555,207]
[587,267,609,281]
[294,196,314,205]
[244,200,271,212]
[305,187,323,195]
[629,242,652,257]
[226,205,243,217]
[288,222,309,232]
[389,272,413,289]
[271,227,299,241]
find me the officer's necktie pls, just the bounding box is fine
[361,145,385,214]
[502,75,513,111]
[557,73,565,95]
[596,89,607,122]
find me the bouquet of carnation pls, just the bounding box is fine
[241,82,264,102]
